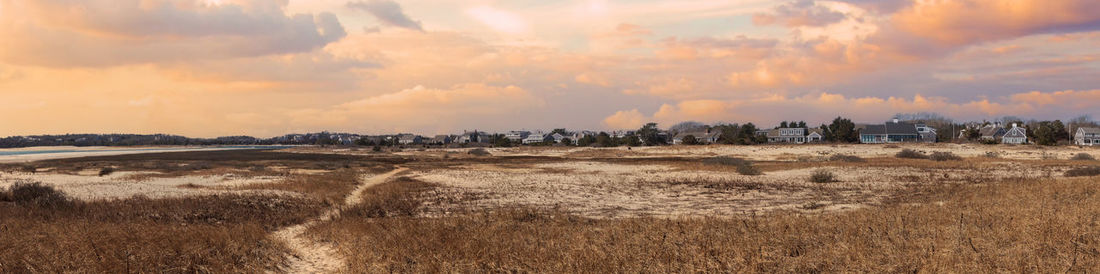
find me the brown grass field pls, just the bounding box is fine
[1,144,1099,272]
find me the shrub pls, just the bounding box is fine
[20,165,37,174]
[1065,167,1100,177]
[248,165,267,172]
[883,144,900,148]
[6,181,73,209]
[895,149,927,159]
[929,151,962,161]
[468,148,491,156]
[1070,153,1095,161]
[702,157,761,175]
[984,151,1001,158]
[98,167,116,177]
[828,154,865,162]
[979,139,1000,145]
[809,170,836,183]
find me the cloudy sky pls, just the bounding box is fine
[1,0,1099,137]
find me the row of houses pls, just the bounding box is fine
[381,124,1100,147]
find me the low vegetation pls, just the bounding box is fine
[895,149,927,159]
[98,167,115,176]
[1064,166,1100,177]
[928,151,962,161]
[1070,153,1095,161]
[468,148,491,156]
[828,154,865,162]
[809,169,837,183]
[702,156,762,175]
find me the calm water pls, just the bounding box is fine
[0,146,293,156]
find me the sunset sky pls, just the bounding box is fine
[2,0,1099,137]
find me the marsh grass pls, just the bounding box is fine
[829,154,865,162]
[0,183,322,273]
[310,175,1100,272]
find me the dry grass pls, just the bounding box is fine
[0,183,324,273]
[340,177,440,218]
[239,168,379,206]
[309,175,1100,272]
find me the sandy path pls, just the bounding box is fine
[273,168,407,274]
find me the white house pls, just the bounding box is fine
[1076,127,1100,146]
[1002,124,1028,144]
[505,131,530,142]
[807,128,824,142]
[522,132,550,144]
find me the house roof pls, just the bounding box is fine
[1004,127,1027,138]
[807,128,824,136]
[862,122,918,135]
[1079,127,1100,134]
[766,128,804,137]
[398,134,420,141]
[674,131,719,140]
[430,135,451,141]
[979,126,1005,137]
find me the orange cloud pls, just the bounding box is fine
[603,109,646,129]
[891,0,1100,47]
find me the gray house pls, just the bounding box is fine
[767,128,806,143]
[397,134,423,145]
[860,120,920,143]
[916,124,937,143]
[672,130,721,145]
[1002,124,1028,144]
[1076,127,1100,146]
[979,124,1007,141]
[430,135,452,145]
[455,130,490,143]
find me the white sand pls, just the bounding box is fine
[413,160,1060,218]
[0,171,290,200]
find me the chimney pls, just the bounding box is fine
[892,119,899,123]
[1012,123,1018,128]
